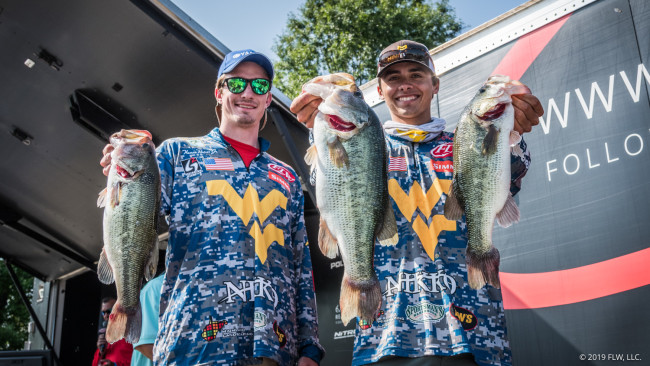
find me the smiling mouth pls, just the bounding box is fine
[327,114,356,132]
[396,95,419,102]
[236,104,257,109]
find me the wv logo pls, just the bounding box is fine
[206,180,287,264]
[388,178,457,260]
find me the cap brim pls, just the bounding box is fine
[377,59,434,78]
[222,53,274,80]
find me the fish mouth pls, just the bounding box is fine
[327,114,357,132]
[479,103,506,121]
[115,164,142,179]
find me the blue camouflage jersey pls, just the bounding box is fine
[352,130,530,366]
[152,128,323,365]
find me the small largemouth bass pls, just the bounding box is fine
[97,129,160,343]
[304,73,398,326]
[444,75,530,289]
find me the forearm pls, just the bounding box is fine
[135,344,154,360]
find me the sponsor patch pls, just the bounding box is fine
[204,157,234,171]
[269,171,291,192]
[431,160,454,173]
[333,329,355,339]
[358,309,386,330]
[181,157,201,174]
[450,303,477,330]
[358,318,372,330]
[375,310,402,326]
[388,156,408,172]
[269,163,296,182]
[384,269,457,296]
[273,321,287,348]
[201,316,228,341]
[219,328,253,338]
[405,301,445,323]
[218,276,278,309]
[254,311,267,330]
[431,142,453,158]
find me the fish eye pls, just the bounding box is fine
[478,86,487,93]
[142,143,150,149]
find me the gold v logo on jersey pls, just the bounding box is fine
[206,180,288,264]
[388,179,457,260]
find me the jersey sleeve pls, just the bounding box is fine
[290,184,325,361]
[156,140,175,217]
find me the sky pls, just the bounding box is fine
[171,0,529,63]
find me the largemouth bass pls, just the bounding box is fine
[304,73,398,326]
[97,129,160,343]
[444,75,530,290]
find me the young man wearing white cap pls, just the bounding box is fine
[291,40,543,366]
[101,49,323,365]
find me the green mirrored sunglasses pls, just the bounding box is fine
[224,77,271,95]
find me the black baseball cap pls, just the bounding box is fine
[377,40,436,78]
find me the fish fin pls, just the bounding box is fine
[327,137,349,168]
[481,124,499,155]
[304,145,318,172]
[377,201,398,246]
[97,188,107,208]
[106,301,142,344]
[144,240,159,281]
[104,182,122,207]
[509,130,522,146]
[339,273,381,327]
[97,248,114,284]
[466,246,501,289]
[496,193,520,228]
[444,177,465,220]
[318,218,339,258]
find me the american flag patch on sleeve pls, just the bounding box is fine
[204,158,235,171]
[388,156,407,172]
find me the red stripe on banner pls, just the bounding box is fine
[491,14,571,80]
[501,248,650,310]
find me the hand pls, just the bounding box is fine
[96,332,107,349]
[511,93,544,135]
[100,129,153,176]
[100,144,114,177]
[290,92,323,128]
[297,356,318,366]
[98,360,116,366]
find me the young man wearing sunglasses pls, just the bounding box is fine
[291,40,543,366]
[100,49,323,366]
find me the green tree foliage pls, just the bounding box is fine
[0,259,33,350]
[273,0,463,98]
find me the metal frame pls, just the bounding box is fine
[4,260,63,366]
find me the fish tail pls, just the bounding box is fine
[339,272,381,327]
[106,301,142,344]
[466,246,501,289]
